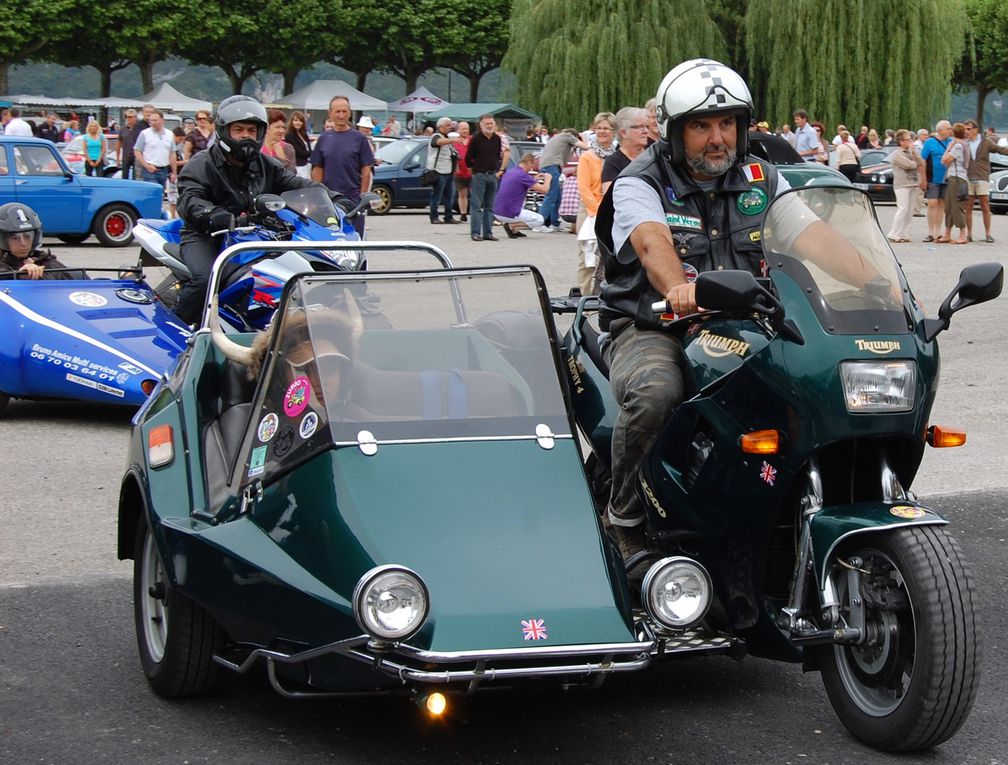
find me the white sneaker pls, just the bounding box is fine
[531,225,553,233]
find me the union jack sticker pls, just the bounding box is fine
[521,618,548,641]
[760,461,777,486]
[744,163,765,183]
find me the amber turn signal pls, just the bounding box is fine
[147,424,174,467]
[927,425,966,448]
[741,429,780,454]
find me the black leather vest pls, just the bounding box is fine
[597,147,779,331]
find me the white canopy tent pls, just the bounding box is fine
[2,94,107,107]
[96,83,212,113]
[386,86,449,114]
[280,80,387,112]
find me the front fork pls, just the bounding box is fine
[781,457,911,646]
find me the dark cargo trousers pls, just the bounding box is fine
[602,323,686,528]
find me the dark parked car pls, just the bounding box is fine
[370,138,431,215]
[745,132,849,187]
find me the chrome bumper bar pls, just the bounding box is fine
[214,624,740,698]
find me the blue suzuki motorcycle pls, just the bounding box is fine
[133,187,376,331]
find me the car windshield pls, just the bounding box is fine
[280,187,341,227]
[375,139,422,164]
[761,186,909,334]
[237,267,570,486]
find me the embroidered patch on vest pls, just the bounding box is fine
[666,213,702,230]
[664,186,685,207]
[743,163,765,183]
[736,188,768,215]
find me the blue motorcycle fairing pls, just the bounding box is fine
[0,278,190,406]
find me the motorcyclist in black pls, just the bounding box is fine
[175,95,348,325]
[0,202,75,280]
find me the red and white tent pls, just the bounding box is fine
[386,87,449,114]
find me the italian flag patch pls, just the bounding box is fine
[743,163,765,183]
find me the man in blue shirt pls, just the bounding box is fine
[919,120,952,242]
[792,109,820,162]
[310,96,374,237]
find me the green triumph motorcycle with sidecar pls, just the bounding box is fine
[118,187,1000,751]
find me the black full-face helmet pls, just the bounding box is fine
[655,58,754,167]
[215,95,268,164]
[0,202,43,254]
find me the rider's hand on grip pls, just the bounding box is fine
[209,209,235,234]
[665,282,698,317]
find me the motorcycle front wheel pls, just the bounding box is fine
[818,525,979,751]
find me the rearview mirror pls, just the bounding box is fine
[695,270,763,312]
[254,194,286,214]
[924,261,1004,341]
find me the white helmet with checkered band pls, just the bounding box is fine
[655,58,753,166]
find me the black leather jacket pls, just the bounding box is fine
[177,142,321,236]
[0,248,75,279]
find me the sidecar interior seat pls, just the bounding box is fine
[203,357,256,506]
[347,362,528,419]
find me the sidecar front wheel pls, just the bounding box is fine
[134,515,224,697]
[818,526,979,751]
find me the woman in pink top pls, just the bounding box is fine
[261,109,296,172]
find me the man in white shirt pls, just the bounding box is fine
[780,123,797,147]
[4,108,34,137]
[133,109,177,191]
[792,109,820,161]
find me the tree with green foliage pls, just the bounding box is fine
[35,5,134,99]
[119,0,197,93]
[503,0,727,128]
[327,0,389,93]
[177,5,270,94]
[440,0,510,101]
[265,0,347,94]
[373,0,450,95]
[954,0,1008,127]
[745,0,969,130]
[0,0,74,95]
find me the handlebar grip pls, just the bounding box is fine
[651,300,669,314]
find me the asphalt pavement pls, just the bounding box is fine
[0,202,1006,763]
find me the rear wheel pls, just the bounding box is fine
[57,234,89,245]
[371,184,393,215]
[93,204,137,246]
[818,526,979,751]
[133,514,224,697]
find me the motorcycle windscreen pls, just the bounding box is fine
[234,267,571,488]
[281,186,342,228]
[760,187,911,334]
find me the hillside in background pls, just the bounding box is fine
[7,59,1006,130]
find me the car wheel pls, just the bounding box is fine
[93,204,137,247]
[133,513,224,698]
[371,185,393,215]
[57,234,90,245]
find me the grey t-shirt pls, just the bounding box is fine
[539,132,580,168]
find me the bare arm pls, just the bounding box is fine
[630,221,697,315]
[311,166,323,183]
[360,164,372,194]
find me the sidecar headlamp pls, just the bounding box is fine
[840,360,916,412]
[641,557,712,630]
[353,565,429,642]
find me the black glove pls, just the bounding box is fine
[208,209,235,233]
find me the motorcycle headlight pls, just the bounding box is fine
[353,565,429,641]
[840,360,916,412]
[641,557,712,630]
[319,248,361,270]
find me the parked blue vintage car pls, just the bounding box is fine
[0,136,164,246]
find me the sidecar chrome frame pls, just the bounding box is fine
[214,624,741,697]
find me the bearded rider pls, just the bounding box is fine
[175,95,348,325]
[594,59,793,563]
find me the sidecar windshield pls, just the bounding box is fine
[237,267,571,485]
[281,187,342,228]
[761,187,909,334]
